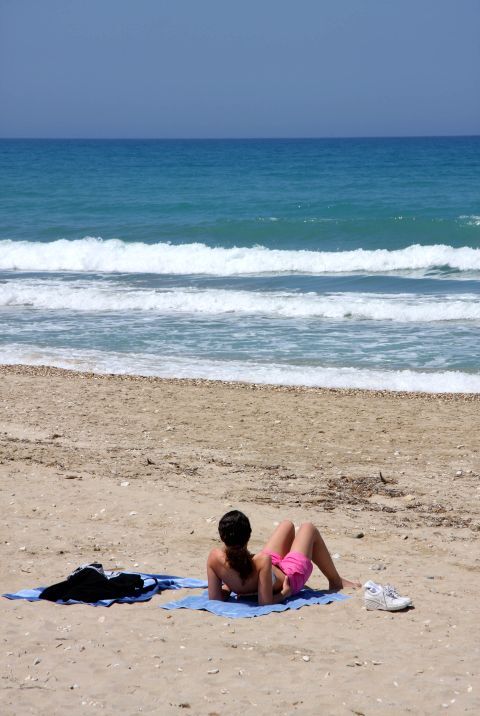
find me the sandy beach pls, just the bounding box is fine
[1,365,479,715]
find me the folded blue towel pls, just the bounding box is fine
[161,588,349,618]
[2,574,208,607]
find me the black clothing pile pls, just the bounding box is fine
[39,563,156,603]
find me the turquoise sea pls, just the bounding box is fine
[1,137,479,392]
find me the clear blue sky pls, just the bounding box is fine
[0,0,478,138]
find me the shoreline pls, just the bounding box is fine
[1,362,480,402]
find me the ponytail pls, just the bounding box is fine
[224,544,254,583]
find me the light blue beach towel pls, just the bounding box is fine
[2,573,208,607]
[161,588,349,618]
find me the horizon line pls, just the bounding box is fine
[1,133,479,141]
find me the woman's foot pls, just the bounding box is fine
[328,576,362,591]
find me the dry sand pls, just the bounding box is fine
[1,365,479,715]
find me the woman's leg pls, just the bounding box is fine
[290,522,361,590]
[261,520,295,558]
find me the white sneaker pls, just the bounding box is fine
[364,580,412,611]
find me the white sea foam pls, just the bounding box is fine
[459,215,480,227]
[1,280,479,322]
[1,343,479,393]
[1,237,480,276]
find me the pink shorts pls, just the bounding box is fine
[263,550,313,595]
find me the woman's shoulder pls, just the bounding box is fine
[253,551,271,567]
[207,547,225,566]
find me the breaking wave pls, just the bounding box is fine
[1,238,480,277]
[1,280,479,322]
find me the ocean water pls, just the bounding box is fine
[1,137,479,392]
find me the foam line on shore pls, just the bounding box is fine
[1,344,479,393]
[3,362,479,401]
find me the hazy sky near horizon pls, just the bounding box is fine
[0,0,478,138]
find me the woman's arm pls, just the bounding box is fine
[258,557,292,606]
[257,557,273,606]
[207,550,226,601]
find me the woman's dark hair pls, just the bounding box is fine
[218,510,254,583]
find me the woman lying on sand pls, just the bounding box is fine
[207,510,361,605]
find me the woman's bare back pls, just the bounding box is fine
[207,548,275,596]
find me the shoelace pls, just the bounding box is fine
[384,584,400,598]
